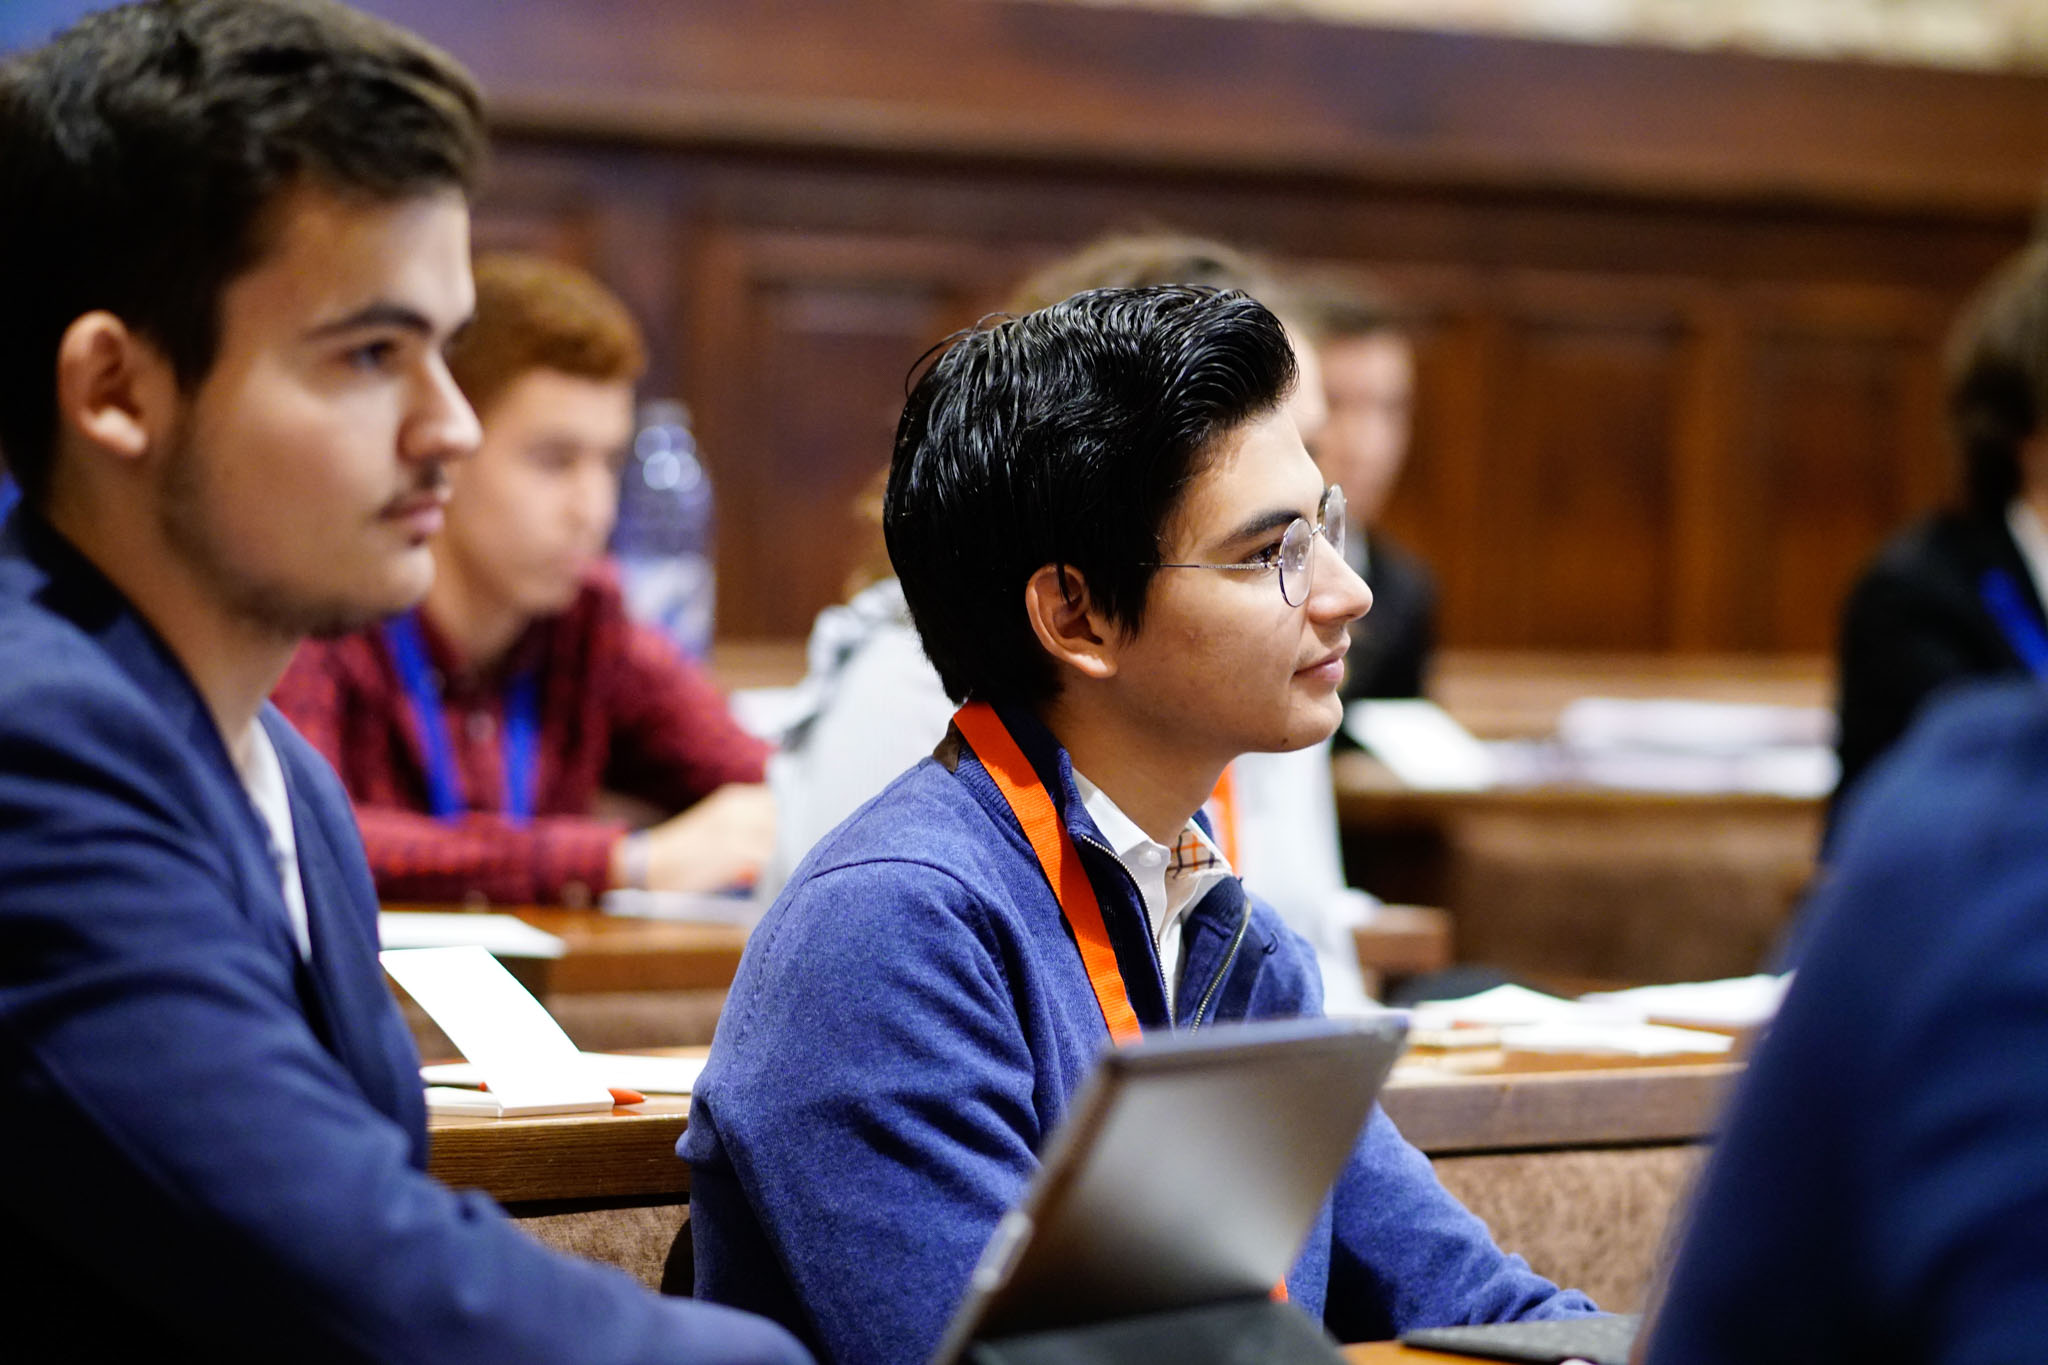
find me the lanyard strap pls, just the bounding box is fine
[383,611,541,825]
[1980,568,2048,678]
[952,702,1142,1043]
[951,703,1286,1301]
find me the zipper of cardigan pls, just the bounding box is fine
[1073,831,1173,1024]
[1189,897,1252,1030]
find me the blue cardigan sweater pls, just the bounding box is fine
[683,705,1594,1363]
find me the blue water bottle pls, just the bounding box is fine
[612,399,715,659]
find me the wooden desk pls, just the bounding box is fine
[1337,770,1820,989]
[384,905,750,995]
[427,1050,1735,1205]
[432,1045,1728,1309]
[1343,1344,1495,1363]
[1423,650,1831,742]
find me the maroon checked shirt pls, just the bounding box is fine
[273,566,769,905]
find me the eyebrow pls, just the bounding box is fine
[1209,486,1329,552]
[301,301,444,342]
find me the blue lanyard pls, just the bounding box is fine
[381,611,541,824]
[1979,568,2048,679]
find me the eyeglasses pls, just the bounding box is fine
[1150,485,1346,608]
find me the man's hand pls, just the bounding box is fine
[612,782,776,893]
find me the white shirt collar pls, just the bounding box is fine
[234,721,312,961]
[1071,768,1233,1013]
[2006,499,2048,613]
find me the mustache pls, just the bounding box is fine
[378,464,451,516]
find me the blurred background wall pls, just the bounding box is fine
[10,0,2048,651]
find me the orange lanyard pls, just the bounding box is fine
[952,703,1288,1303]
[953,702,1142,1044]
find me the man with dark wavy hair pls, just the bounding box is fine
[683,285,1596,1364]
[0,4,806,1360]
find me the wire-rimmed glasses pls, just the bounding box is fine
[1151,485,1345,607]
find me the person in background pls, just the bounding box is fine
[684,285,1598,1364]
[1305,285,1437,704]
[1645,675,2048,1363]
[0,3,806,1361]
[759,231,1382,1013]
[1829,242,2048,840]
[277,252,774,906]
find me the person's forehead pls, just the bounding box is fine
[1163,410,1323,548]
[224,185,473,329]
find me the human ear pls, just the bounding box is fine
[54,312,176,464]
[1022,563,1120,682]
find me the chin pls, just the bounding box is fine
[1285,696,1346,750]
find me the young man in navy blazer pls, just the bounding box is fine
[0,3,806,1361]
[682,285,1597,1363]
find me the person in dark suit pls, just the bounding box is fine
[0,3,807,1361]
[1646,679,2048,1363]
[1831,243,2048,837]
[1307,289,1437,703]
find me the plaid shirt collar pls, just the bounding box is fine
[1069,768,1234,954]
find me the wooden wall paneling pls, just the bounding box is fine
[1473,275,1692,649]
[475,144,707,422]
[333,0,2048,218]
[1322,264,1500,655]
[1733,283,1955,653]
[1667,290,1746,652]
[683,230,1022,639]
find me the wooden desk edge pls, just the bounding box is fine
[428,1060,1738,1205]
[1381,1060,1739,1153]
[429,1100,692,1204]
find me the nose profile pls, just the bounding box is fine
[1311,534,1372,626]
[407,356,482,467]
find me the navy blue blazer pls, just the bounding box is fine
[1648,679,2048,1364]
[0,514,809,1364]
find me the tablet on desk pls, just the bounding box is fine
[1400,1313,1640,1365]
[929,1014,1408,1365]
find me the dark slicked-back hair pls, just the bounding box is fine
[1948,242,2048,517]
[0,0,485,505]
[885,285,1298,708]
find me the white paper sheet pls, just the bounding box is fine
[381,946,613,1116]
[1579,974,1790,1031]
[1344,699,1498,791]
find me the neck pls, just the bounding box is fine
[44,492,292,770]
[419,552,530,672]
[1037,693,1224,846]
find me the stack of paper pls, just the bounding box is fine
[1551,697,1838,797]
[1409,982,1740,1057]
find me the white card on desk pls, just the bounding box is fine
[1344,699,1498,791]
[421,1052,708,1096]
[381,945,614,1116]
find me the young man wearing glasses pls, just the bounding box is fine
[682,285,1597,1364]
